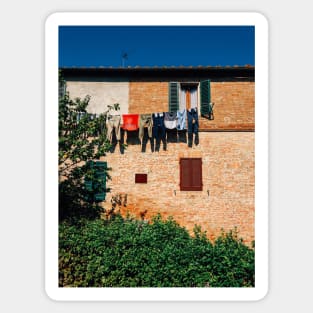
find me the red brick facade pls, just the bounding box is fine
[201,82,255,130]
[128,81,255,131]
[102,132,255,244]
[63,67,255,243]
[129,82,169,114]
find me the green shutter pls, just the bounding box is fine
[85,161,107,202]
[200,80,213,119]
[58,81,66,98]
[168,82,179,112]
[85,180,93,192]
[94,161,107,202]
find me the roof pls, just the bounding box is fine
[60,64,254,70]
[60,65,254,81]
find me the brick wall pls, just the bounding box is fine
[200,82,255,130]
[128,82,169,114]
[128,81,254,130]
[101,131,255,244]
[65,77,255,244]
[66,79,254,130]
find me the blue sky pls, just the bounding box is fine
[59,26,254,68]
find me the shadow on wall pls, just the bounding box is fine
[109,128,188,153]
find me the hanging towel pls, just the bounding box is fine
[121,114,139,131]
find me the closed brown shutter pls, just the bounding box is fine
[180,158,202,191]
[180,158,192,190]
[191,158,202,190]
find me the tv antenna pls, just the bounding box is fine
[121,51,128,67]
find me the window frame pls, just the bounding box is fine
[168,80,213,119]
[179,157,203,191]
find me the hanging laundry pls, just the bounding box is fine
[76,111,87,123]
[121,114,139,131]
[152,113,166,141]
[151,113,166,152]
[164,112,178,129]
[89,113,97,120]
[187,108,199,147]
[106,115,121,143]
[138,114,153,140]
[177,109,187,130]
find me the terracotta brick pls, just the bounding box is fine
[67,77,255,245]
[128,81,254,130]
[101,132,255,244]
[129,82,168,114]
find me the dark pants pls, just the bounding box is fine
[187,108,199,147]
[152,113,166,151]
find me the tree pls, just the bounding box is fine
[59,215,255,287]
[58,70,119,221]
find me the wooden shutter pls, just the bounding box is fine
[180,158,192,190]
[58,81,66,98]
[94,161,107,202]
[200,80,213,118]
[85,161,107,202]
[180,158,203,191]
[191,158,202,190]
[169,82,179,112]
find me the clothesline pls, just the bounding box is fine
[74,108,200,148]
[109,109,198,131]
[106,109,200,148]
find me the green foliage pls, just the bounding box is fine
[58,93,111,172]
[59,214,255,287]
[209,229,255,287]
[58,70,117,221]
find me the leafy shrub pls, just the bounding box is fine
[58,70,122,221]
[59,214,254,287]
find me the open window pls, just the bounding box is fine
[168,80,214,119]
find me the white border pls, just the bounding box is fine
[45,12,268,301]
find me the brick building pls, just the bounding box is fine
[61,65,255,243]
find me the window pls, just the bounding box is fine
[179,83,198,111]
[180,158,203,191]
[84,161,107,202]
[168,80,213,119]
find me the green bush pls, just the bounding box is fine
[59,214,254,287]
